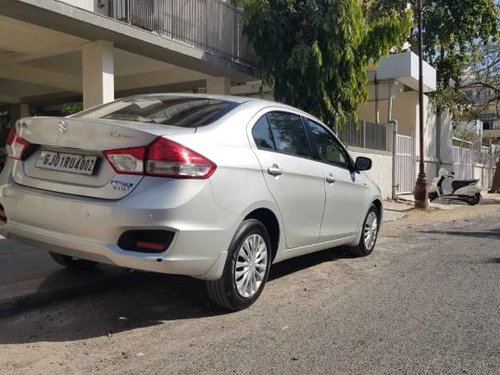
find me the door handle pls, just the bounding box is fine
[267,164,283,176]
[326,174,336,183]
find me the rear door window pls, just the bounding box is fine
[73,96,240,127]
[252,116,276,150]
[266,112,311,158]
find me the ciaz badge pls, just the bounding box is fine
[111,180,134,192]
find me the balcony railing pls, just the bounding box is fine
[106,0,254,66]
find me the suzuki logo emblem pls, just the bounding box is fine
[58,120,68,134]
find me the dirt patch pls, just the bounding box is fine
[384,201,499,228]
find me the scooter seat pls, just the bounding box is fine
[452,179,479,191]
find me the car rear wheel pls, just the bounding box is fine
[349,204,380,257]
[206,219,271,311]
[49,252,99,270]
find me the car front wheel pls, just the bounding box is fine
[206,219,271,311]
[349,204,380,257]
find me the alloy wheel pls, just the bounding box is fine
[234,234,268,298]
[363,211,378,251]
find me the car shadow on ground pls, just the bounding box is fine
[0,246,356,344]
[268,246,356,281]
[419,228,500,239]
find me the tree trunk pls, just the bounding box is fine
[489,158,500,193]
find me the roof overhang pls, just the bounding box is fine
[368,51,437,93]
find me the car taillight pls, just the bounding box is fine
[104,146,145,175]
[104,137,216,179]
[6,125,35,161]
[146,137,216,179]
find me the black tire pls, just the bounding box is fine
[466,193,481,206]
[429,192,438,201]
[349,204,380,257]
[49,252,99,270]
[206,219,272,311]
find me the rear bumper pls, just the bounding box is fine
[0,177,240,280]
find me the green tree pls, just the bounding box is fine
[367,0,498,114]
[60,103,83,116]
[242,0,413,127]
[460,40,500,118]
[460,39,500,193]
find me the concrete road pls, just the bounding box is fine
[0,202,409,315]
[0,204,499,374]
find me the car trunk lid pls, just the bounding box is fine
[10,117,195,199]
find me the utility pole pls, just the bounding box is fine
[413,0,429,208]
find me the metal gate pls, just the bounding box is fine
[395,134,415,194]
[452,146,473,180]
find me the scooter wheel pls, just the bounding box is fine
[466,193,481,206]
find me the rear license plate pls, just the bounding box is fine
[35,150,97,176]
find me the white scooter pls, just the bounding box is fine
[428,168,482,205]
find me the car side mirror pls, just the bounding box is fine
[355,156,372,171]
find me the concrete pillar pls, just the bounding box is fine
[206,77,231,95]
[82,40,114,109]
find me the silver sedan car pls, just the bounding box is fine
[1,94,382,310]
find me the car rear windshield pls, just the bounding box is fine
[73,96,240,127]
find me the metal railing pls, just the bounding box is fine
[474,150,489,166]
[336,119,388,152]
[106,0,254,65]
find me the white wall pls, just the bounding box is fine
[474,164,497,190]
[358,90,418,138]
[422,96,437,161]
[439,110,454,165]
[475,166,488,189]
[348,147,393,199]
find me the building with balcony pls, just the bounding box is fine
[457,81,500,158]
[461,85,500,131]
[0,0,258,131]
